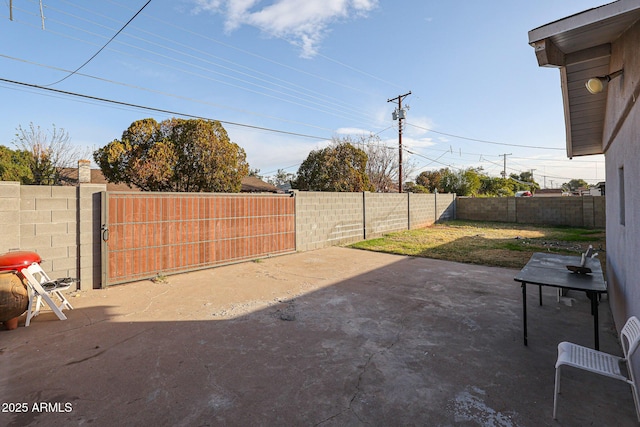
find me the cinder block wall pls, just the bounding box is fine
[407,193,456,230]
[0,182,20,251]
[294,192,364,252]
[409,193,436,228]
[455,197,509,222]
[0,182,106,290]
[456,196,605,228]
[1,182,604,292]
[435,193,457,222]
[294,191,456,251]
[364,193,408,238]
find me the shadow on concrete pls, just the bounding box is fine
[0,247,635,426]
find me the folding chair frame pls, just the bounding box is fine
[553,316,640,421]
[20,263,74,326]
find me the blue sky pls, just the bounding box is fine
[0,0,609,187]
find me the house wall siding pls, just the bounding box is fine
[603,21,640,331]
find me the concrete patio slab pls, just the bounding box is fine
[0,247,635,426]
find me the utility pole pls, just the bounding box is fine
[388,91,411,193]
[499,153,512,178]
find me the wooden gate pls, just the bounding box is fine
[101,192,295,286]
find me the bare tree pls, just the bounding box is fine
[13,123,89,185]
[266,169,296,190]
[336,134,417,192]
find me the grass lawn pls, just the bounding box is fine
[349,220,606,270]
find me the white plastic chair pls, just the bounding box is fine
[553,315,640,421]
[20,263,75,326]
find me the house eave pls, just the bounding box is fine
[528,0,640,158]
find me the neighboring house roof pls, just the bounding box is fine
[528,0,640,157]
[61,167,280,193]
[89,169,140,192]
[240,176,281,193]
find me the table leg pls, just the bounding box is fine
[522,282,528,346]
[539,285,542,306]
[588,291,600,350]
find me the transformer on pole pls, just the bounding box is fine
[388,91,411,193]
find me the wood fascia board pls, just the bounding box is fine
[528,0,640,44]
[533,39,565,67]
[559,67,574,158]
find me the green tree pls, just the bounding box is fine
[461,168,482,196]
[510,171,540,192]
[415,170,442,193]
[0,145,33,183]
[417,167,482,196]
[94,118,249,192]
[479,175,512,197]
[563,178,589,192]
[439,168,482,196]
[402,182,429,193]
[293,143,374,192]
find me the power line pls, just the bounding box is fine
[404,146,603,183]
[95,0,389,122]
[45,0,151,86]
[0,76,329,141]
[4,2,604,180]
[12,0,387,128]
[405,122,565,151]
[0,52,337,133]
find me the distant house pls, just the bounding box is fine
[240,176,281,193]
[533,188,564,197]
[529,0,640,330]
[64,160,281,193]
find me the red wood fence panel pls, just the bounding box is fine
[101,192,295,286]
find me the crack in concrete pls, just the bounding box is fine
[315,310,411,426]
[65,328,152,366]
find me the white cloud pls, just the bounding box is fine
[192,0,378,57]
[191,0,225,13]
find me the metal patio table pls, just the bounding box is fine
[514,252,607,350]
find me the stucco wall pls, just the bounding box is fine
[603,20,640,330]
